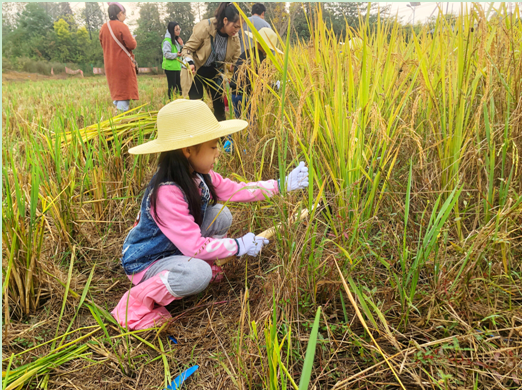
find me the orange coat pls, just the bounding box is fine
[99,20,139,101]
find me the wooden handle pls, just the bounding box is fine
[215,207,310,266]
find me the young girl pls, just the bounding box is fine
[112,99,309,330]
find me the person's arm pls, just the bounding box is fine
[152,185,239,259]
[120,23,137,51]
[229,36,241,70]
[163,40,180,60]
[210,170,279,202]
[181,21,206,66]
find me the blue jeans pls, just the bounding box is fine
[113,100,130,112]
[231,94,250,119]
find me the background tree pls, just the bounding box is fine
[2,2,27,34]
[289,2,311,42]
[133,2,164,67]
[236,2,253,16]
[264,2,289,37]
[57,3,73,18]
[3,3,53,58]
[191,3,207,22]
[0,1,420,73]
[41,3,62,22]
[82,2,105,40]
[323,2,388,39]
[164,2,195,42]
[17,3,54,38]
[76,26,92,63]
[40,2,77,29]
[2,2,115,68]
[52,19,73,62]
[203,2,220,20]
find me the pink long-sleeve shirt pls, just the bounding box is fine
[151,170,278,262]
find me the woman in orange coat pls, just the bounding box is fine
[99,2,139,112]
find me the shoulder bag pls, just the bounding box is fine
[107,20,139,74]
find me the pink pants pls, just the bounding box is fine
[111,260,223,330]
[112,204,231,330]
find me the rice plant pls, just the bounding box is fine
[2,2,521,388]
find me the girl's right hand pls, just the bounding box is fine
[189,64,196,74]
[285,161,309,192]
[237,233,269,257]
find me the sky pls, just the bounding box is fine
[384,2,513,24]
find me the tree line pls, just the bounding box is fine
[2,2,386,71]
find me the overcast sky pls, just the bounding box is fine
[72,2,513,32]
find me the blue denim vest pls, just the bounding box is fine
[121,175,210,275]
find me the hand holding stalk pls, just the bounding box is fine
[285,161,309,192]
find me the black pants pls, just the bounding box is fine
[165,70,181,99]
[188,66,225,121]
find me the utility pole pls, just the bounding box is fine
[407,2,421,26]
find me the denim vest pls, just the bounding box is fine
[121,175,210,275]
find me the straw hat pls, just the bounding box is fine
[245,28,283,54]
[128,99,248,155]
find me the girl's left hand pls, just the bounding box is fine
[285,161,309,192]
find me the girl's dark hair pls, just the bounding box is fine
[167,21,180,40]
[108,3,125,20]
[215,2,240,32]
[149,149,217,227]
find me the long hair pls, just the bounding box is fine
[149,149,218,227]
[214,2,240,32]
[108,3,125,20]
[167,21,179,41]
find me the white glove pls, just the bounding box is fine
[285,161,309,192]
[275,80,281,90]
[237,232,269,257]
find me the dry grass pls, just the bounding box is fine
[3,3,522,389]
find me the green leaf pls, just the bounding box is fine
[299,306,321,390]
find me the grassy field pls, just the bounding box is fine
[3,3,522,389]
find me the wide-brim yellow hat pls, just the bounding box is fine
[246,28,284,54]
[128,99,248,155]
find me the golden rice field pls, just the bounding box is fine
[2,3,522,389]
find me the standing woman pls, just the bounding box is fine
[181,2,241,121]
[162,22,184,100]
[99,2,138,113]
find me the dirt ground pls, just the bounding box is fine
[2,71,68,82]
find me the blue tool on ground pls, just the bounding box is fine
[224,139,233,153]
[165,365,199,390]
[168,335,178,344]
